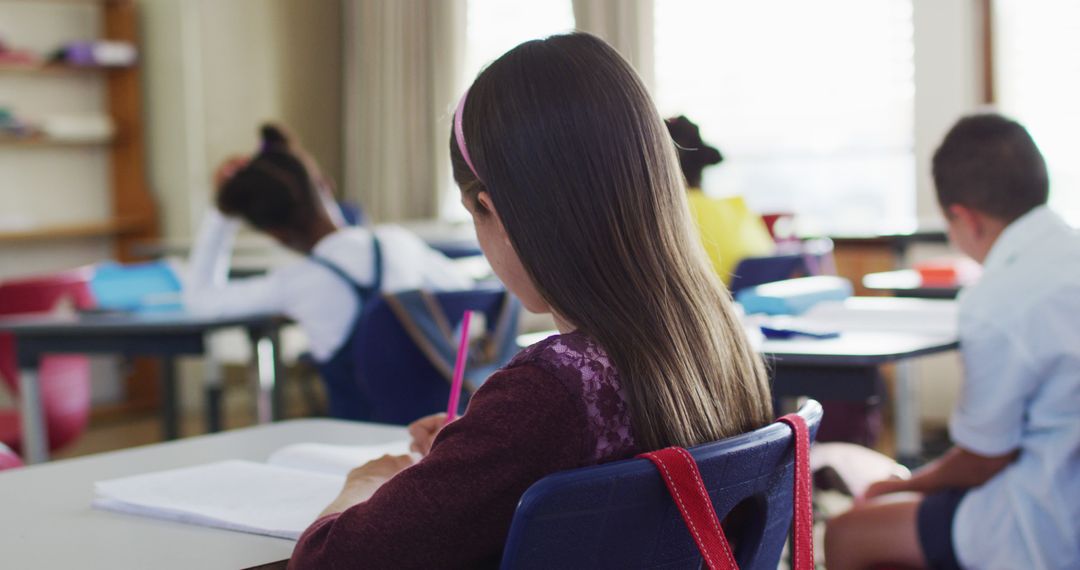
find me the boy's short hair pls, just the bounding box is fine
[932,113,1049,222]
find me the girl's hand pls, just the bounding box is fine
[346,454,415,485]
[213,155,250,190]
[319,454,415,517]
[408,412,448,456]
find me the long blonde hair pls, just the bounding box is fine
[451,33,772,450]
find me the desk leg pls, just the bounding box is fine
[160,357,180,440]
[204,357,224,434]
[252,330,283,423]
[18,366,49,464]
[895,360,922,465]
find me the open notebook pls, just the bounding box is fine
[93,440,412,540]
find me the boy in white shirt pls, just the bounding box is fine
[825,114,1080,569]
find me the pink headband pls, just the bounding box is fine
[454,89,481,182]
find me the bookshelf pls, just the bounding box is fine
[0,133,113,147]
[0,0,158,261]
[0,61,133,75]
[0,0,162,417]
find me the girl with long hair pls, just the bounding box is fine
[290,33,772,569]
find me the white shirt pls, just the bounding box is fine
[183,210,473,361]
[950,206,1080,570]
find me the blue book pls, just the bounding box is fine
[736,276,853,316]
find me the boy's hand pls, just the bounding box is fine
[858,478,911,504]
[409,412,449,456]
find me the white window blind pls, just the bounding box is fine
[654,0,916,234]
[995,0,1080,220]
[464,0,575,86]
[442,0,575,219]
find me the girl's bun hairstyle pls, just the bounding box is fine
[217,124,319,232]
[665,115,723,188]
[260,123,293,153]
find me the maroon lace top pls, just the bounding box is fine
[290,331,638,569]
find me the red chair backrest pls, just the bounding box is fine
[0,267,95,452]
[0,442,23,471]
[0,267,95,392]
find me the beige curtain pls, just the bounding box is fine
[573,0,655,91]
[343,0,466,222]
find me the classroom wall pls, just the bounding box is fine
[912,0,984,220]
[140,0,344,241]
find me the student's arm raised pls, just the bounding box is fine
[182,209,283,318]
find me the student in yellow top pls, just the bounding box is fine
[665,115,775,284]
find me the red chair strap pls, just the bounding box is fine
[638,414,813,570]
[777,413,814,570]
[639,446,738,570]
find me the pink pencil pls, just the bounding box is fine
[445,310,473,424]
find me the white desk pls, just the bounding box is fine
[862,269,970,299]
[0,419,408,569]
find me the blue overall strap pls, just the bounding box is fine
[308,235,383,421]
[310,236,383,299]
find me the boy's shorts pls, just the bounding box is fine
[917,488,968,570]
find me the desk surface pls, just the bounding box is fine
[0,419,409,569]
[519,297,959,367]
[0,311,280,336]
[762,330,958,366]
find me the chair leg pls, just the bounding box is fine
[204,358,224,433]
[160,356,180,440]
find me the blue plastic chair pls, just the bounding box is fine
[500,400,823,570]
[351,288,521,425]
[729,238,837,295]
[728,254,807,294]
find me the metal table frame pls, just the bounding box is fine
[1,312,285,464]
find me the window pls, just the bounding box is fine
[442,0,575,219]
[464,0,575,85]
[654,0,916,234]
[995,0,1080,219]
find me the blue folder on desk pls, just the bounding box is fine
[89,261,183,313]
[736,276,852,316]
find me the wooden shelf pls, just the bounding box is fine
[0,0,109,5]
[0,62,133,75]
[0,134,114,148]
[0,218,148,243]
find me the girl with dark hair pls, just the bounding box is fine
[184,125,472,419]
[290,33,772,568]
[665,115,774,284]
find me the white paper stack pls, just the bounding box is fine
[92,440,412,540]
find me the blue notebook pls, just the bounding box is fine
[736,276,853,316]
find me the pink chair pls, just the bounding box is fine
[0,267,95,455]
[0,441,23,471]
